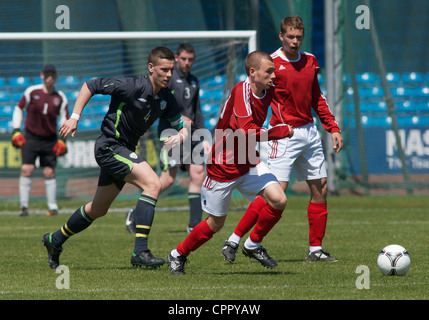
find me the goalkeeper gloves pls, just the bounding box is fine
[53,139,67,157]
[11,129,26,148]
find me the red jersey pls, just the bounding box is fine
[17,84,69,137]
[207,79,291,182]
[270,49,340,133]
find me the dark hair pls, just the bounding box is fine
[280,15,305,35]
[148,46,175,65]
[244,50,273,75]
[176,43,195,56]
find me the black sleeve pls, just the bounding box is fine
[85,77,137,99]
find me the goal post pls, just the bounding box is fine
[0,30,257,53]
[0,30,256,208]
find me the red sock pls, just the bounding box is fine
[249,203,283,243]
[234,196,266,237]
[307,202,328,246]
[177,219,215,256]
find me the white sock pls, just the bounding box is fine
[244,238,261,250]
[227,233,241,245]
[170,249,181,258]
[19,176,32,208]
[309,246,322,253]
[45,178,58,211]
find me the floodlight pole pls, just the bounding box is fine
[324,0,340,195]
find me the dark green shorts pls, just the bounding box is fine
[94,135,144,190]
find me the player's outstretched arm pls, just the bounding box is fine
[59,82,92,139]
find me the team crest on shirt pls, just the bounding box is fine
[129,152,138,159]
[160,100,167,110]
[53,97,61,106]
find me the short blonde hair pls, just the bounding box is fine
[244,51,273,75]
[280,15,305,35]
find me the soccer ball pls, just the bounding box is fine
[377,244,411,276]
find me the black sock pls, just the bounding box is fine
[188,193,202,229]
[51,206,93,247]
[133,194,157,254]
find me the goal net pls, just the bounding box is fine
[0,31,255,211]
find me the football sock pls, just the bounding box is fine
[45,178,58,211]
[19,176,31,208]
[243,237,260,250]
[133,194,157,254]
[309,246,323,253]
[176,219,215,257]
[51,205,93,247]
[234,195,265,238]
[188,192,202,229]
[227,233,242,245]
[307,201,328,247]
[249,203,283,243]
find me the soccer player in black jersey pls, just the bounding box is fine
[42,47,188,269]
[125,43,211,234]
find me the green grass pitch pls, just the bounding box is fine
[0,195,428,301]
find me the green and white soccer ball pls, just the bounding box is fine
[377,244,411,276]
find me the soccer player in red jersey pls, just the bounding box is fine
[167,51,293,275]
[223,16,343,262]
[12,64,69,216]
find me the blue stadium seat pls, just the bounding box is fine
[361,115,391,127]
[79,118,100,130]
[201,103,220,117]
[57,75,80,88]
[385,72,401,85]
[7,76,30,91]
[236,74,247,82]
[397,116,421,127]
[32,77,43,85]
[200,88,224,101]
[359,101,387,113]
[91,94,111,102]
[11,93,23,103]
[0,91,11,103]
[0,77,6,87]
[201,75,225,87]
[356,72,380,86]
[395,100,412,112]
[0,119,13,132]
[358,87,384,99]
[204,117,217,131]
[415,86,429,98]
[402,72,424,86]
[390,87,415,99]
[0,105,14,117]
[89,104,109,117]
[65,91,79,102]
[414,101,429,112]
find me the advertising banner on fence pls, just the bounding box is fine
[348,127,429,175]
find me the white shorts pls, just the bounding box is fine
[201,162,279,217]
[267,123,327,182]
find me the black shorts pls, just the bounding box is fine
[22,131,57,167]
[159,138,205,171]
[94,135,145,190]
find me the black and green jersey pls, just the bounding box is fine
[158,66,204,138]
[86,75,184,151]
